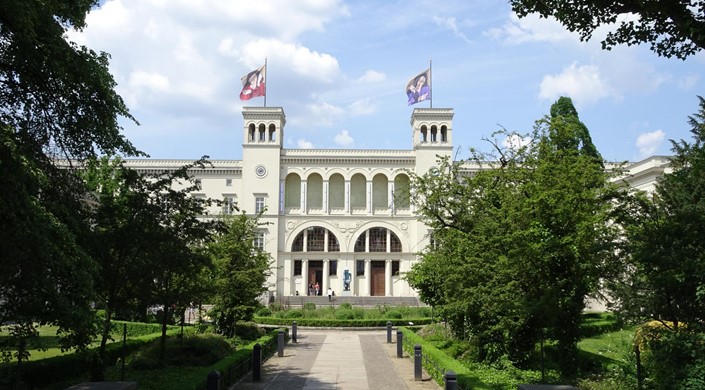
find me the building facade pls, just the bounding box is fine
[123,107,671,299]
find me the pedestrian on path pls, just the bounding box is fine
[314,282,320,296]
[327,288,332,301]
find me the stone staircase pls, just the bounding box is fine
[275,295,425,308]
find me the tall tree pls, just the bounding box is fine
[510,0,705,59]
[208,213,271,338]
[407,97,621,378]
[0,1,138,382]
[617,96,705,330]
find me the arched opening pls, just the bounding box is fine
[328,173,345,210]
[248,123,256,142]
[307,173,323,210]
[440,125,447,142]
[430,125,437,142]
[285,173,301,209]
[350,173,366,210]
[372,173,388,209]
[268,123,276,141]
[420,125,428,142]
[258,123,266,141]
[394,174,411,210]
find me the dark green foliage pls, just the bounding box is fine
[303,302,317,311]
[129,334,231,369]
[335,310,356,320]
[254,317,432,327]
[209,214,271,338]
[256,307,272,317]
[339,302,353,310]
[269,303,284,312]
[110,321,178,338]
[286,310,304,319]
[231,322,265,341]
[510,0,705,59]
[642,330,705,389]
[406,97,621,378]
[384,310,403,319]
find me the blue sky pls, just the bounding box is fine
[68,0,704,162]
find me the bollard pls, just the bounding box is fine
[386,321,392,343]
[278,329,285,357]
[396,330,403,358]
[414,344,422,381]
[444,370,458,390]
[252,343,262,381]
[206,370,220,390]
[292,321,297,343]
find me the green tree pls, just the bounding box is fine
[208,213,271,338]
[407,97,621,378]
[510,0,705,59]
[617,97,705,331]
[1,1,138,383]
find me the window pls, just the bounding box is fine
[329,260,338,276]
[356,260,365,276]
[226,178,232,186]
[392,260,400,276]
[294,260,302,276]
[306,227,325,251]
[354,234,366,252]
[253,232,264,251]
[255,196,265,214]
[369,227,387,252]
[223,196,236,215]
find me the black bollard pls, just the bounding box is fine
[278,329,285,357]
[444,370,458,390]
[396,330,403,358]
[414,344,422,381]
[207,370,220,390]
[292,321,297,343]
[386,321,392,343]
[252,343,262,381]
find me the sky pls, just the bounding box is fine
[66,0,704,163]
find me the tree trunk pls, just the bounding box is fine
[92,307,113,381]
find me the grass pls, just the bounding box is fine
[578,326,637,364]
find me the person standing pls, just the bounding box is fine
[327,288,333,302]
[314,282,320,296]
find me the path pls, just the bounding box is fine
[232,329,441,390]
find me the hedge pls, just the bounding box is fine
[253,317,432,327]
[0,327,179,389]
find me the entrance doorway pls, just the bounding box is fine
[370,261,385,296]
[309,260,323,295]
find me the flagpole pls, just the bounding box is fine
[264,58,267,107]
[429,59,432,108]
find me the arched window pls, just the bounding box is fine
[307,173,323,209]
[350,173,366,209]
[258,123,266,141]
[329,173,345,209]
[269,124,276,141]
[430,125,437,142]
[394,174,411,209]
[248,123,256,142]
[372,174,388,209]
[440,125,447,142]
[285,173,301,209]
[291,227,340,252]
[353,228,403,253]
[420,125,428,142]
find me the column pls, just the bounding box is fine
[302,260,309,296]
[323,180,329,214]
[301,182,307,214]
[345,180,350,214]
[385,259,392,296]
[279,179,285,214]
[389,181,395,214]
[322,260,330,296]
[366,180,372,214]
[365,259,372,296]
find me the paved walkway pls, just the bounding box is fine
[232,329,441,390]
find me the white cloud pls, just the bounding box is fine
[334,130,354,147]
[485,12,578,45]
[539,62,617,106]
[237,39,341,83]
[636,130,665,158]
[355,70,386,83]
[304,102,345,126]
[433,16,471,44]
[678,73,700,90]
[348,99,376,116]
[297,139,314,149]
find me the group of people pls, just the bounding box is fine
[298,282,334,301]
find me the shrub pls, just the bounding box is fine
[233,322,265,341]
[286,310,304,319]
[256,307,272,317]
[339,302,352,310]
[384,310,403,319]
[352,308,365,319]
[335,310,356,320]
[303,302,316,311]
[269,302,283,312]
[129,334,232,369]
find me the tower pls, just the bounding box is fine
[410,108,454,174]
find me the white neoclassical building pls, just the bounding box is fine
[123,106,671,300]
